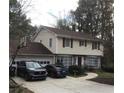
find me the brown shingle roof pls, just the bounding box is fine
[9,40,53,55]
[41,26,102,42]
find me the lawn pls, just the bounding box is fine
[89,70,114,85]
[68,73,87,78]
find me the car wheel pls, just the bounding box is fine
[24,74,30,81]
[51,73,55,78]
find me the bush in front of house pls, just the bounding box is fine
[101,57,114,73]
[68,65,85,76]
[84,66,96,72]
[101,64,114,73]
[101,41,114,73]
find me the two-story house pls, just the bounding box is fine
[32,26,103,69]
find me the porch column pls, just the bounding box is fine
[81,56,85,66]
[97,57,101,68]
[53,55,56,64]
[75,56,78,65]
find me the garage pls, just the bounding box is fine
[10,40,54,67]
[15,55,54,67]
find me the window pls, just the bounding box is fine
[56,56,72,67]
[92,42,100,50]
[98,42,100,50]
[39,61,50,64]
[47,61,50,64]
[63,38,71,47]
[44,61,46,64]
[26,62,41,69]
[79,41,84,46]
[40,61,43,64]
[49,38,52,47]
[84,40,87,47]
[65,39,70,47]
[86,56,98,68]
[63,38,73,48]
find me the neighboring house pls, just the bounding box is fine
[31,26,103,69]
[9,40,54,67]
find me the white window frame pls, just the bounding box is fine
[57,56,72,67]
[79,40,84,46]
[65,39,71,47]
[86,56,98,68]
[92,42,100,50]
[49,38,52,48]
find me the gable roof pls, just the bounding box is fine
[34,26,102,42]
[9,40,53,56]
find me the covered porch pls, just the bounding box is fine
[54,55,101,69]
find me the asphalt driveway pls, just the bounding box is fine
[13,73,114,93]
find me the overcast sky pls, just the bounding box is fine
[25,0,79,27]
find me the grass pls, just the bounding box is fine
[68,73,87,78]
[89,70,114,85]
[95,70,114,78]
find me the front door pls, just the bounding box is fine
[78,56,82,67]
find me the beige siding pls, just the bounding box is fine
[56,38,103,56]
[33,30,56,53]
[33,30,103,56]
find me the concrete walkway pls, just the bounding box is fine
[13,72,113,93]
[77,72,98,80]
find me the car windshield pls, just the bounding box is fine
[26,62,42,69]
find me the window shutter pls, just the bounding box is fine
[98,42,100,50]
[85,40,87,47]
[71,39,73,48]
[79,41,81,46]
[92,42,93,50]
[92,42,94,50]
[63,38,65,48]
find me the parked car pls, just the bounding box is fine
[17,61,47,81]
[9,61,17,77]
[45,64,67,78]
[9,65,16,77]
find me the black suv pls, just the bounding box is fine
[17,61,47,81]
[45,64,67,78]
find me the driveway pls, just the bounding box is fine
[13,73,114,93]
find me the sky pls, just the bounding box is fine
[25,0,79,27]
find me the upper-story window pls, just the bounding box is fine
[79,41,84,46]
[65,39,71,47]
[79,40,87,47]
[49,38,52,48]
[92,42,100,50]
[63,38,73,48]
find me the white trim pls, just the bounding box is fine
[81,56,84,65]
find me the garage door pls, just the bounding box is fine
[15,56,54,67]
